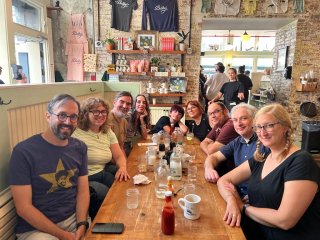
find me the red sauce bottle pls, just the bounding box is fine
[161,191,175,235]
[169,123,174,135]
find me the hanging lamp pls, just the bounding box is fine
[240,30,251,42]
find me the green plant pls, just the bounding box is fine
[177,31,190,44]
[150,57,161,66]
[103,38,115,46]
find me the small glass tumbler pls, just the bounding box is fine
[138,155,147,173]
[188,165,197,183]
[127,188,139,209]
[183,183,196,196]
[186,132,194,145]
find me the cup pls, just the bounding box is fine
[138,155,147,173]
[178,194,201,220]
[146,88,151,93]
[127,188,139,209]
[188,165,197,183]
[186,132,194,145]
[151,88,156,93]
[148,82,153,88]
[151,134,160,144]
[158,88,164,94]
[183,183,196,196]
[152,98,157,105]
[163,88,168,94]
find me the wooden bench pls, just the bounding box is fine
[0,188,16,240]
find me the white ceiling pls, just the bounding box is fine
[202,18,296,36]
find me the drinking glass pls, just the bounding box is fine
[186,132,194,145]
[183,183,196,196]
[126,188,139,209]
[138,155,147,173]
[188,165,197,183]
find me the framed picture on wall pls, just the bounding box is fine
[276,46,289,71]
[135,31,158,50]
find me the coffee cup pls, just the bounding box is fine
[148,82,153,88]
[151,88,156,93]
[178,194,201,220]
[163,88,168,94]
[146,88,151,93]
[158,88,164,94]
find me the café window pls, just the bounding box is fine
[12,0,42,32]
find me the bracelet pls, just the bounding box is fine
[76,221,89,230]
[242,203,250,215]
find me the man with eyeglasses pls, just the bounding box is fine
[200,102,239,157]
[108,91,133,156]
[204,103,269,198]
[9,94,90,239]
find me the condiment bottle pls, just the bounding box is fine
[161,191,175,235]
[167,176,174,194]
[169,123,174,135]
[170,147,182,180]
[159,143,166,159]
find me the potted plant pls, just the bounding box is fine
[177,31,190,51]
[103,38,116,50]
[150,57,161,72]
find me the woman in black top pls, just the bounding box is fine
[217,103,320,240]
[186,100,211,141]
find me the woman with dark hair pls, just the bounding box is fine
[73,97,130,217]
[211,68,245,111]
[186,100,211,141]
[126,94,151,149]
[217,103,320,240]
[151,104,188,134]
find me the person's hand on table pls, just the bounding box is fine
[223,182,242,227]
[115,167,130,182]
[204,167,220,183]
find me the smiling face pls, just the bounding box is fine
[113,96,132,118]
[135,95,147,113]
[207,103,228,127]
[186,103,201,119]
[231,107,254,138]
[169,110,183,123]
[228,68,237,81]
[88,104,108,130]
[254,113,287,148]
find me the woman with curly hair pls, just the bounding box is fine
[217,103,320,240]
[73,98,130,218]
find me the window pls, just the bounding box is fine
[200,57,223,78]
[232,58,254,72]
[12,0,42,31]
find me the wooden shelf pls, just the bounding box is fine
[296,81,318,92]
[108,72,185,77]
[107,50,186,55]
[150,104,185,107]
[149,93,185,97]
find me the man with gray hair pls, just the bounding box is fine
[108,91,133,156]
[204,103,269,198]
[9,94,89,239]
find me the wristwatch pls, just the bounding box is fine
[242,203,250,215]
[76,221,89,230]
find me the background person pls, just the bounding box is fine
[151,104,188,135]
[211,68,245,111]
[0,66,5,84]
[126,94,151,151]
[237,65,253,103]
[108,91,133,156]
[73,98,130,219]
[217,103,320,240]
[9,94,89,239]
[185,100,211,141]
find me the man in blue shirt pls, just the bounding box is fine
[204,103,269,198]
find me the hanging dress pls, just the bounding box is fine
[65,14,88,81]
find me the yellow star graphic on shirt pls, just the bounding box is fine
[39,159,77,194]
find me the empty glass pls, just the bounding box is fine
[127,188,139,209]
[188,165,197,183]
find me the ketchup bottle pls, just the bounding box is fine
[161,191,175,235]
[169,123,174,135]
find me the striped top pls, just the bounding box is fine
[73,128,118,176]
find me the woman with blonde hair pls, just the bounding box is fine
[73,98,130,218]
[217,103,320,240]
[186,100,211,141]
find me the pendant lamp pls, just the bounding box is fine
[241,30,251,42]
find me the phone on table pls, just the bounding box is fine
[92,223,125,234]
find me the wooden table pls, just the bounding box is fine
[85,140,245,239]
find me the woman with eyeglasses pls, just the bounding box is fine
[125,94,151,154]
[185,100,211,141]
[72,98,130,218]
[217,103,320,240]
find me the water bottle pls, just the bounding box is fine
[154,159,169,199]
[170,147,182,180]
[172,127,183,145]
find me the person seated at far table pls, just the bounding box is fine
[204,103,269,199]
[186,100,211,141]
[73,98,130,219]
[217,103,320,240]
[151,104,188,135]
[126,94,151,150]
[200,102,239,156]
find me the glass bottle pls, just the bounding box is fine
[161,191,175,235]
[169,123,175,135]
[159,143,166,159]
[167,176,174,194]
[154,159,169,199]
[172,127,183,145]
[170,147,182,180]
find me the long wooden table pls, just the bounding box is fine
[85,140,245,239]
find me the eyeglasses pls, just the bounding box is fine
[50,112,78,123]
[208,109,223,117]
[90,110,108,117]
[254,122,280,133]
[187,106,197,111]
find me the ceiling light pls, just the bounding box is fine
[241,30,251,42]
[225,30,233,50]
